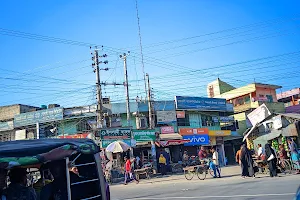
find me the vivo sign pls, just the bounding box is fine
[183,135,210,146]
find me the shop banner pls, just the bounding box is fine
[101,139,131,148]
[161,126,175,134]
[175,96,227,111]
[59,133,90,139]
[176,111,185,118]
[159,139,189,147]
[14,107,63,127]
[0,121,14,131]
[208,130,231,136]
[97,128,131,140]
[247,103,271,126]
[183,135,210,146]
[179,128,209,136]
[132,129,156,141]
[212,116,234,123]
[156,111,177,124]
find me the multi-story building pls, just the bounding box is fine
[208,79,285,136]
[0,104,39,141]
[277,88,300,113]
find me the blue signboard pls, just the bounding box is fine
[183,135,210,146]
[175,96,227,111]
[14,107,63,127]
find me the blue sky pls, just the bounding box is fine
[0,0,300,107]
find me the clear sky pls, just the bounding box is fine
[0,0,300,107]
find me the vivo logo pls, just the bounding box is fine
[190,137,206,143]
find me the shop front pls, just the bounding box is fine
[132,129,156,167]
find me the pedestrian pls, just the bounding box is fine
[265,143,277,177]
[124,157,139,185]
[235,146,242,165]
[287,138,300,173]
[240,144,255,178]
[257,144,265,160]
[198,146,208,163]
[159,154,167,176]
[210,148,221,178]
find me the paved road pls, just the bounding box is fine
[110,166,300,200]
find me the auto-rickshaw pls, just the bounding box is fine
[0,138,110,200]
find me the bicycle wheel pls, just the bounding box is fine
[184,169,195,180]
[282,160,292,174]
[197,167,207,180]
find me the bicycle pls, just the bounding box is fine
[183,164,208,180]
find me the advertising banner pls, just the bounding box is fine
[14,107,63,127]
[156,111,177,124]
[183,135,210,146]
[59,133,89,139]
[175,96,227,111]
[176,111,185,118]
[247,103,271,126]
[0,121,14,131]
[161,126,175,134]
[97,128,131,140]
[179,128,209,136]
[101,139,131,148]
[208,130,231,136]
[132,129,156,141]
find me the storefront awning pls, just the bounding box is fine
[160,133,182,140]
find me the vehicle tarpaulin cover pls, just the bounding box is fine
[0,138,99,169]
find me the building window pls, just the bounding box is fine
[244,95,250,104]
[266,95,273,103]
[201,115,215,126]
[177,114,190,126]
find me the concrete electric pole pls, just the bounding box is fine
[92,48,108,129]
[146,73,157,173]
[120,52,131,127]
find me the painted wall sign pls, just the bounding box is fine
[176,111,186,118]
[14,107,63,127]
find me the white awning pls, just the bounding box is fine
[243,124,259,142]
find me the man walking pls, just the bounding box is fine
[124,157,139,185]
[211,148,221,178]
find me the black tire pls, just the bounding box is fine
[184,169,195,180]
[197,167,207,180]
[281,160,292,174]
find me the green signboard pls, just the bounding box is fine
[133,129,156,142]
[97,128,131,140]
[101,139,131,148]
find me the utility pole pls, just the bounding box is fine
[146,73,157,173]
[120,52,131,127]
[91,47,108,129]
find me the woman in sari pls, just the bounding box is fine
[240,144,255,178]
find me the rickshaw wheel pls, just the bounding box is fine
[184,169,195,180]
[197,167,207,180]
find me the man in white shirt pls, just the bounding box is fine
[257,144,265,159]
[210,148,221,178]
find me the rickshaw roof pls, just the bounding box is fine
[0,138,99,158]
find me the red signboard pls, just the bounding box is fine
[179,128,209,136]
[161,126,175,134]
[176,111,185,118]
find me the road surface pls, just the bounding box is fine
[110,166,299,200]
